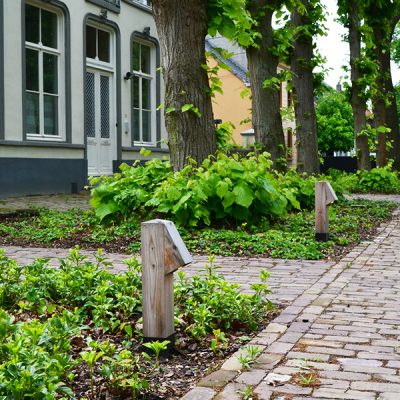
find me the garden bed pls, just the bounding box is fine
[0,250,277,399]
[0,199,397,260]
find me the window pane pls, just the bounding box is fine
[26,49,39,91]
[142,78,151,110]
[44,95,58,135]
[26,92,40,134]
[41,9,57,48]
[142,110,151,142]
[86,26,97,59]
[132,42,140,71]
[133,109,140,142]
[25,5,39,44]
[141,44,150,74]
[133,76,139,108]
[85,72,96,138]
[43,53,58,94]
[100,75,110,139]
[98,29,110,62]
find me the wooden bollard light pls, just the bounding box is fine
[141,219,192,345]
[315,181,338,241]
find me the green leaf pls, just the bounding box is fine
[283,189,301,210]
[222,191,235,209]
[216,181,229,199]
[172,193,192,213]
[181,104,194,112]
[95,201,120,221]
[233,183,254,208]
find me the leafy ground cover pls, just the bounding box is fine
[0,250,276,399]
[0,199,396,260]
[327,167,400,193]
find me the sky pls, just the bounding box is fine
[317,0,400,88]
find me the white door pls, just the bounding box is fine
[85,69,115,176]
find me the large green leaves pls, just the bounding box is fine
[90,151,343,227]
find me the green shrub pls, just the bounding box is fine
[91,152,341,227]
[356,167,400,193]
[327,167,400,193]
[90,157,173,221]
[147,152,293,226]
[175,256,272,339]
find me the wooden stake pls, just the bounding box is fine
[315,181,338,241]
[141,219,192,341]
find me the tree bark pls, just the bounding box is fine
[291,0,320,174]
[372,26,389,168]
[348,0,371,170]
[369,8,400,169]
[152,0,216,170]
[246,1,286,170]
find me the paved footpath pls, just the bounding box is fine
[182,210,400,400]
[2,194,400,399]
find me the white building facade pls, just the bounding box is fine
[0,0,167,197]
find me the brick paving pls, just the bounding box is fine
[183,210,400,400]
[1,193,400,399]
[0,193,91,212]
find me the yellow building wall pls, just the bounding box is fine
[209,58,297,165]
[209,58,252,145]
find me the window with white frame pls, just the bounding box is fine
[25,3,64,139]
[132,41,155,145]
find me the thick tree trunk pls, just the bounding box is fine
[371,23,400,169]
[246,1,286,170]
[372,26,388,168]
[386,63,400,169]
[152,0,216,170]
[348,1,371,170]
[291,0,320,174]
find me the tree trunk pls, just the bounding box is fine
[291,0,320,174]
[386,60,400,170]
[246,1,286,170]
[372,26,388,168]
[152,0,216,170]
[370,20,400,169]
[348,1,371,170]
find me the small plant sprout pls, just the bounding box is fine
[143,340,170,367]
[237,345,262,370]
[210,329,228,355]
[80,348,104,397]
[239,385,254,400]
[299,373,316,386]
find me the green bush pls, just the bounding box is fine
[147,152,293,226]
[91,152,341,227]
[90,157,173,221]
[356,167,400,193]
[327,167,400,193]
[175,256,272,339]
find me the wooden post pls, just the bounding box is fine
[141,219,192,343]
[315,181,338,241]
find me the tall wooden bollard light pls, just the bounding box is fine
[315,181,338,241]
[141,219,192,344]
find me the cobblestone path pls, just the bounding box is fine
[183,211,400,400]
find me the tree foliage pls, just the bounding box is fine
[316,89,354,154]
